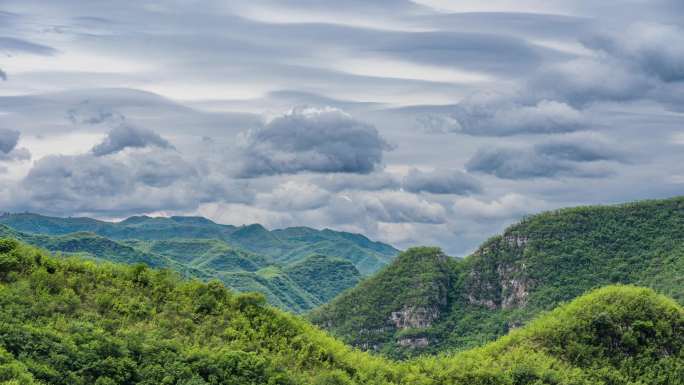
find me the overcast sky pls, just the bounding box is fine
[1,0,684,255]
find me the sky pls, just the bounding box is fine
[1,0,684,255]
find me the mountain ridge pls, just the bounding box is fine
[0,212,398,275]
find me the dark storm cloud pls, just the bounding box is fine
[238,107,392,177]
[91,124,174,156]
[402,168,482,195]
[466,137,627,180]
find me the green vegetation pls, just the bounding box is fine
[0,213,397,275]
[0,214,397,313]
[0,239,682,384]
[284,255,361,304]
[311,196,684,358]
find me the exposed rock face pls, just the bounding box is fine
[466,232,531,310]
[389,305,440,329]
[504,234,528,248]
[498,264,529,309]
[397,337,429,348]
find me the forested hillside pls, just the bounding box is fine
[0,239,681,384]
[0,213,396,312]
[311,196,684,358]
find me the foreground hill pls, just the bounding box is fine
[0,239,681,384]
[0,214,396,312]
[311,196,684,358]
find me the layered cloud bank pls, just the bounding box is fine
[0,0,683,254]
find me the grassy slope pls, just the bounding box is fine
[0,239,681,384]
[311,196,684,358]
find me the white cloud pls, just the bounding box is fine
[453,194,549,220]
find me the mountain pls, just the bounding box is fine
[0,239,681,384]
[310,196,684,358]
[0,213,394,312]
[283,254,361,304]
[0,213,398,275]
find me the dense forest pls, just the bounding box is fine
[0,214,397,312]
[0,239,682,384]
[311,196,684,358]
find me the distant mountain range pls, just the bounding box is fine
[0,213,398,312]
[310,196,684,358]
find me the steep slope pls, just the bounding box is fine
[271,227,397,275]
[219,256,362,313]
[0,239,681,384]
[311,196,684,358]
[283,254,362,304]
[310,247,456,355]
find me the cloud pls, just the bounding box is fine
[91,124,174,156]
[453,193,549,220]
[434,93,586,136]
[584,22,684,83]
[238,107,391,177]
[359,191,447,224]
[0,37,57,55]
[0,147,31,162]
[0,129,20,154]
[0,68,6,81]
[402,168,482,195]
[0,128,30,162]
[534,137,627,163]
[529,58,653,106]
[67,101,126,125]
[256,181,330,211]
[313,172,401,192]
[466,136,626,179]
[11,149,251,216]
